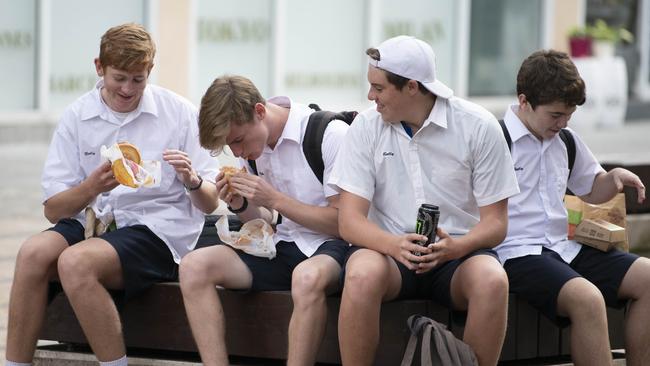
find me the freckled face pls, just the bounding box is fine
[98,64,150,113]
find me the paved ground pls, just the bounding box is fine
[1,118,649,364]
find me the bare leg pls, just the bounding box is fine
[338,250,402,366]
[5,232,68,363]
[179,245,253,366]
[556,277,612,366]
[57,239,126,362]
[287,255,341,366]
[617,257,650,366]
[449,255,509,366]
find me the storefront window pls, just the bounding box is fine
[468,0,542,96]
[379,0,458,94]
[196,0,273,100]
[282,0,365,107]
[49,0,145,110]
[0,0,37,110]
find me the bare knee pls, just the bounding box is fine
[57,248,96,290]
[291,263,329,303]
[179,249,221,292]
[458,258,509,305]
[560,279,606,321]
[344,255,391,302]
[15,235,67,282]
[475,265,509,299]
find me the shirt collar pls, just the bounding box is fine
[504,103,532,143]
[268,96,301,147]
[80,79,158,122]
[422,96,448,129]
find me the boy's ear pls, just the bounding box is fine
[406,79,420,95]
[254,102,266,121]
[94,58,104,76]
[517,94,529,109]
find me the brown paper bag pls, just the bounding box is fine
[564,195,583,239]
[581,193,628,251]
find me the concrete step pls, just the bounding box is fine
[34,348,627,366]
[33,348,285,366]
[34,349,199,366]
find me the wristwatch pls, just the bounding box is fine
[184,175,203,191]
[228,197,248,213]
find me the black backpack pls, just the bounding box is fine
[498,119,576,178]
[248,103,357,184]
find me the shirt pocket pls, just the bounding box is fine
[77,141,105,176]
[431,166,472,204]
[553,166,570,206]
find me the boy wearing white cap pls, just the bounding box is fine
[329,35,520,365]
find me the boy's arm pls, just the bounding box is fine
[579,168,646,204]
[338,190,428,271]
[229,173,341,237]
[43,162,119,223]
[162,149,219,214]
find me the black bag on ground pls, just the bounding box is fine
[401,315,478,366]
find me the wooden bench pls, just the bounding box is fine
[40,282,626,365]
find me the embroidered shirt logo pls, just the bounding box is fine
[84,151,96,156]
[382,151,394,156]
[514,166,524,171]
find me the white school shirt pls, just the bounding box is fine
[42,80,220,263]
[239,96,349,257]
[329,96,519,237]
[494,104,605,264]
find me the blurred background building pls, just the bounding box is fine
[1,0,649,140]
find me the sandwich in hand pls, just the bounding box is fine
[101,142,155,188]
[221,166,247,193]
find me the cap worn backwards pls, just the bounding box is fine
[369,35,453,99]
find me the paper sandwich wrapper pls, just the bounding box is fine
[100,143,160,188]
[216,215,276,259]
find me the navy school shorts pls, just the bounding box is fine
[48,218,178,301]
[343,245,499,309]
[504,245,639,326]
[227,239,350,291]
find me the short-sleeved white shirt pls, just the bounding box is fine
[495,104,605,264]
[329,96,519,236]
[42,80,220,263]
[239,96,349,257]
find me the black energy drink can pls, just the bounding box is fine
[414,204,440,255]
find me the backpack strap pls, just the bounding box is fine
[559,128,576,177]
[303,111,338,184]
[498,119,512,151]
[500,119,576,177]
[303,108,357,184]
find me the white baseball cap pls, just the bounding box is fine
[369,35,453,99]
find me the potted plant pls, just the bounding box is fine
[588,19,634,58]
[568,26,592,58]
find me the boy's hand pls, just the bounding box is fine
[215,170,245,208]
[415,227,461,274]
[86,161,119,195]
[388,233,430,271]
[229,174,280,209]
[613,168,646,203]
[162,149,199,188]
